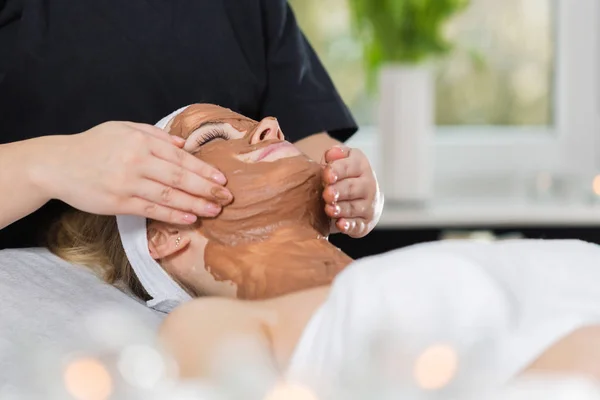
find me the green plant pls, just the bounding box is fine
[347,0,470,83]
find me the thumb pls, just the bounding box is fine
[324,145,350,164]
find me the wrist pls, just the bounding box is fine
[26,135,73,201]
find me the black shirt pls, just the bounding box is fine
[0,0,357,249]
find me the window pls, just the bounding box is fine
[435,0,554,127]
[290,0,600,197]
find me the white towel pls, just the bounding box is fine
[116,106,192,313]
[287,239,600,396]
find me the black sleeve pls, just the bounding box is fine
[259,0,358,143]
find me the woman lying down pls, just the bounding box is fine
[48,104,600,395]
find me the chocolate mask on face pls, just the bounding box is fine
[169,104,352,299]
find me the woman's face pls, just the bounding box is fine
[169,103,302,163]
[148,104,309,297]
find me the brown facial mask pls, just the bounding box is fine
[170,104,352,299]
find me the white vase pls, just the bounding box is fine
[378,64,434,205]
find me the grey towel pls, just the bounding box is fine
[0,248,165,387]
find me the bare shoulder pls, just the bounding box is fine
[159,297,277,378]
[164,296,259,321]
[160,297,276,339]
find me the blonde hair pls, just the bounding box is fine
[47,211,151,301]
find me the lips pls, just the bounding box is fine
[255,141,293,162]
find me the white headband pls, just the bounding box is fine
[116,106,192,313]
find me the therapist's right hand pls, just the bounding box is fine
[36,121,233,224]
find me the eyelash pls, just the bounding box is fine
[195,128,231,146]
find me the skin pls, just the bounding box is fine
[298,133,383,238]
[0,122,230,230]
[322,144,383,238]
[148,115,298,297]
[0,137,54,230]
[159,287,331,378]
[152,106,600,384]
[147,106,351,298]
[0,118,382,239]
[160,291,600,384]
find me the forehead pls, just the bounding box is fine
[169,104,258,139]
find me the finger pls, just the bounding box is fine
[328,156,363,183]
[169,135,186,148]
[322,164,339,185]
[328,177,369,203]
[141,158,233,206]
[337,218,369,238]
[122,198,199,225]
[325,203,342,219]
[329,218,340,235]
[322,183,340,205]
[324,145,351,164]
[124,122,186,148]
[333,199,374,220]
[132,180,223,218]
[149,138,227,185]
[124,122,170,140]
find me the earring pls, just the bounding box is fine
[175,236,181,248]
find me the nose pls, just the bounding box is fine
[249,117,284,144]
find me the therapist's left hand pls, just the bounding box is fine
[321,145,383,238]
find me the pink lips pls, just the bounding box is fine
[255,141,293,161]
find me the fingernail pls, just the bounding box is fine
[331,188,340,202]
[205,202,222,216]
[331,204,341,217]
[334,145,347,154]
[343,221,350,232]
[182,214,197,223]
[211,187,232,202]
[211,173,227,185]
[330,172,339,184]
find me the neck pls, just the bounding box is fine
[199,153,353,299]
[205,224,352,300]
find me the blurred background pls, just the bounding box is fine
[291,0,553,127]
[287,0,600,258]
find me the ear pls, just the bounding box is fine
[147,222,192,260]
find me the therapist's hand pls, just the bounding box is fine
[37,121,233,224]
[321,145,383,238]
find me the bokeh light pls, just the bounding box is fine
[413,344,459,390]
[264,382,318,400]
[118,344,167,390]
[536,172,553,194]
[63,357,113,400]
[592,175,600,197]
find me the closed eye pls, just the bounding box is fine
[195,127,231,146]
[184,122,242,153]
